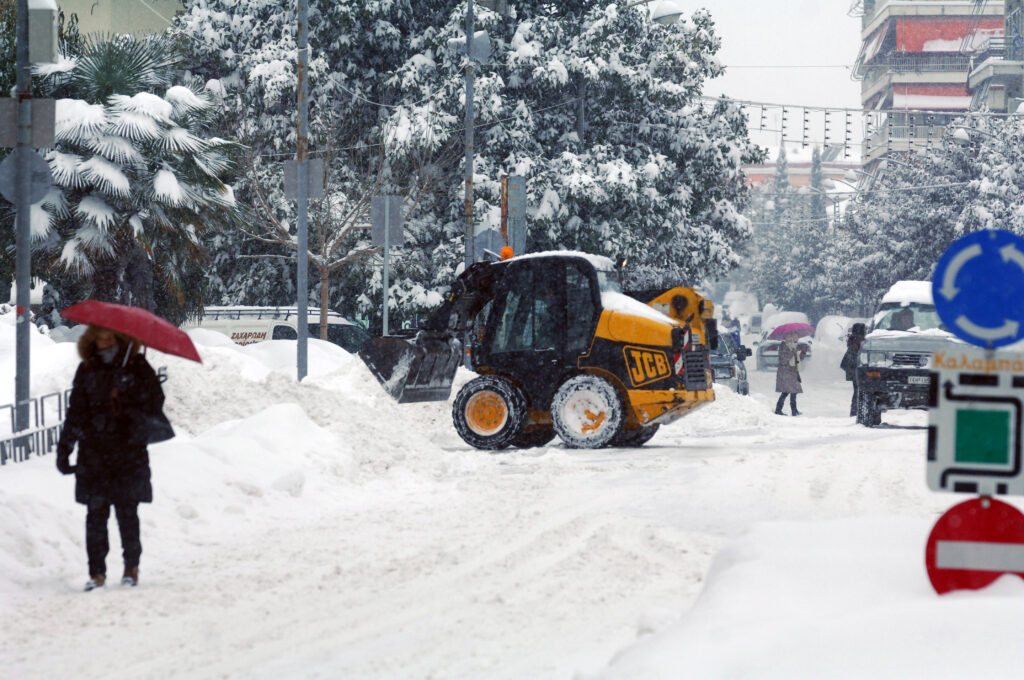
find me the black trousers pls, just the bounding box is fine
[775,393,798,413]
[85,497,141,576]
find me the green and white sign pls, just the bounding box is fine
[927,346,1024,496]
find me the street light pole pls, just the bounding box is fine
[464,0,475,270]
[14,0,32,432]
[296,0,309,381]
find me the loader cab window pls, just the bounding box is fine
[596,269,622,293]
[489,265,564,353]
[566,262,598,352]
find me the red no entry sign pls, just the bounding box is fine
[925,497,1024,594]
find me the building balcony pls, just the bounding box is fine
[862,67,969,106]
[861,1,1006,37]
[968,54,1024,91]
[860,54,973,86]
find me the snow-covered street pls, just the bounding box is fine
[6,325,1020,679]
[7,0,1024,677]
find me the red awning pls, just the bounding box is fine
[895,18,1003,53]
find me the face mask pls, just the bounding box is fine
[97,345,119,364]
[786,338,798,349]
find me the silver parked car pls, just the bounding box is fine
[710,332,750,395]
[754,330,812,371]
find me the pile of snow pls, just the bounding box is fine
[600,518,1024,679]
[0,313,481,606]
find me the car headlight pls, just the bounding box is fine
[860,350,891,367]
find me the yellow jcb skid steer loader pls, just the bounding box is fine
[359,251,718,449]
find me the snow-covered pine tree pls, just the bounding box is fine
[173,0,455,330]
[749,147,797,311]
[785,146,832,320]
[176,1,760,326]
[823,134,976,308]
[395,1,761,291]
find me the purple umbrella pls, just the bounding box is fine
[768,322,815,340]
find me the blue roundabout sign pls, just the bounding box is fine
[933,229,1024,348]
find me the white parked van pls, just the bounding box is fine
[185,306,372,353]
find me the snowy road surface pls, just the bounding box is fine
[2,325,1022,679]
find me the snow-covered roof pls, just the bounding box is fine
[601,291,677,325]
[199,306,359,325]
[880,281,933,305]
[513,250,616,271]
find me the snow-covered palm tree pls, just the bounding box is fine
[34,34,241,319]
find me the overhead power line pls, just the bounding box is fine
[724,65,853,69]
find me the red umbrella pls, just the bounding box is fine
[61,300,202,363]
[768,322,815,340]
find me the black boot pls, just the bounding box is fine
[790,394,801,416]
[775,394,787,415]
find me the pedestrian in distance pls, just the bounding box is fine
[721,312,741,347]
[774,331,805,416]
[841,322,867,417]
[56,324,165,592]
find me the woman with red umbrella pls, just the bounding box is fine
[774,330,807,416]
[56,324,166,591]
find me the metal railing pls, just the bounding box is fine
[972,37,1012,64]
[0,389,72,465]
[862,54,973,87]
[0,366,168,466]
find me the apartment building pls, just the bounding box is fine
[965,0,1024,111]
[851,0,1005,165]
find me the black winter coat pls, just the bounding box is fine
[58,355,164,505]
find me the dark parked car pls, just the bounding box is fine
[711,332,750,395]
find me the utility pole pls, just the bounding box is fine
[464,0,475,270]
[296,0,309,381]
[14,0,32,432]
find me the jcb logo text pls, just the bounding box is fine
[623,346,671,387]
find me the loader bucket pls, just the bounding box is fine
[358,332,462,403]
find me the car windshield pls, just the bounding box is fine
[712,332,736,357]
[872,302,942,332]
[595,270,622,293]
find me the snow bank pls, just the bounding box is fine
[599,518,1024,679]
[0,315,472,607]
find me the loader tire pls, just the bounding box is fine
[512,426,556,449]
[453,376,528,450]
[551,374,625,449]
[609,424,660,448]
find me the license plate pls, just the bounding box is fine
[907,376,930,385]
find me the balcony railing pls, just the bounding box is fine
[862,54,973,86]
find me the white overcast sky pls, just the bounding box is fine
[669,0,864,156]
